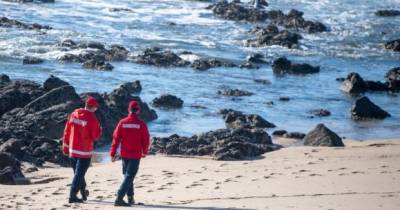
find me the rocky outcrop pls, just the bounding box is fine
[341,72,367,94]
[22,56,44,65]
[246,25,301,48]
[385,39,400,52]
[351,96,391,120]
[43,75,70,92]
[284,132,306,139]
[151,128,280,160]
[206,1,268,22]
[246,53,267,63]
[272,57,320,75]
[341,72,398,94]
[218,89,254,96]
[2,0,55,3]
[385,67,400,91]
[220,109,276,129]
[0,152,26,185]
[268,9,327,33]
[191,59,236,71]
[308,109,331,117]
[375,10,400,17]
[303,124,344,147]
[0,16,52,30]
[151,94,184,109]
[128,47,190,67]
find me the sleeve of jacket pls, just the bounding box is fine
[62,114,71,154]
[91,116,102,142]
[110,121,122,158]
[141,122,150,155]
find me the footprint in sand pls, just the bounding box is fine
[264,176,271,179]
[219,163,228,167]
[309,173,322,176]
[351,171,365,174]
[234,175,242,179]
[214,186,220,190]
[338,173,347,176]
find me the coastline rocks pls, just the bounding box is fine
[129,47,190,67]
[375,10,400,17]
[206,1,269,22]
[0,16,52,30]
[246,25,301,48]
[218,89,254,97]
[22,56,44,65]
[385,67,400,91]
[303,124,344,147]
[151,94,184,109]
[272,57,320,75]
[269,9,327,33]
[341,72,367,94]
[220,109,276,129]
[351,96,391,120]
[151,128,279,160]
[0,152,26,185]
[385,39,400,51]
[272,130,287,136]
[191,59,236,71]
[43,75,70,92]
[309,109,331,117]
[246,53,267,63]
[283,132,306,139]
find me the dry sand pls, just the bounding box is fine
[1,139,400,210]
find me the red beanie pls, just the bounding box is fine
[85,96,99,107]
[128,100,140,111]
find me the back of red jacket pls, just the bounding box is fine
[110,113,150,159]
[63,108,101,158]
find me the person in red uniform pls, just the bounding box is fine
[110,100,150,206]
[62,96,102,203]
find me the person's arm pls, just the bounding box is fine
[62,114,71,155]
[91,116,102,142]
[110,121,122,159]
[141,122,150,157]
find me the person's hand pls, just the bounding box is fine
[111,156,116,162]
[62,150,69,156]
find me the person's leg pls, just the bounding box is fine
[127,159,140,205]
[115,158,132,206]
[69,158,91,202]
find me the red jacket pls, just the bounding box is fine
[63,108,102,158]
[110,113,150,159]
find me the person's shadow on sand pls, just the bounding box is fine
[86,200,252,210]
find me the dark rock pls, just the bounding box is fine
[365,81,389,91]
[268,9,327,33]
[385,67,400,91]
[375,10,400,17]
[151,127,279,161]
[351,96,391,120]
[247,25,301,48]
[220,109,276,129]
[218,89,254,97]
[303,124,344,147]
[239,62,259,69]
[129,47,189,67]
[109,7,134,12]
[385,39,400,51]
[43,75,70,92]
[309,109,331,117]
[272,130,287,136]
[191,58,236,71]
[254,79,271,84]
[207,1,269,22]
[82,59,114,71]
[0,74,11,83]
[0,152,25,185]
[246,53,266,63]
[59,39,77,48]
[341,72,367,94]
[272,57,320,75]
[0,16,52,30]
[151,94,184,109]
[0,139,26,159]
[284,132,306,139]
[22,56,44,65]
[279,96,290,101]
[250,0,268,8]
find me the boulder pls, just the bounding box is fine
[303,124,344,147]
[246,53,267,63]
[43,75,70,92]
[375,10,400,17]
[385,67,400,91]
[206,1,269,22]
[341,72,367,94]
[272,130,287,136]
[0,152,25,185]
[283,132,306,139]
[246,25,301,48]
[22,56,44,65]
[129,47,190,67]
[218,89,254,96]
[272,57,320,75]
[0,139,26,159]
[151,94,184,109]
[351,96,391,120]
[221,109,275,129]
[385,39,400,51]
[191,59,236,71]
[0,16,52,30]
[308,109,331,117]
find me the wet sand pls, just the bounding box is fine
[1,139,400,210]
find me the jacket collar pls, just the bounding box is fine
[128,113,138,119]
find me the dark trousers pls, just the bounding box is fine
[117,158,140,198]
[69,157,91,198]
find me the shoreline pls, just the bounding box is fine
[1,139,399,209]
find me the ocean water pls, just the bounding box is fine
[1,0,399,142]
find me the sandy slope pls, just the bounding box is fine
[1,139,400,210]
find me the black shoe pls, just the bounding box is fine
[69,197,84,203]
[114,198,130,207]
[80,189,89,201]
[127,196,135,205]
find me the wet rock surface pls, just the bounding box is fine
[206,1,269,22]
[303,124,344,147]
[129,47,190,67]
[341,72,398,94]
[0,16,52,30]
[220,109,276,129]
[191,58,236,71]
[0,74,157,183]
[272,57,320,75]
[0,152,26,185]
[218,89,254,97]
[151,127,280,160]
[351,96,391,120]
[375,10,400,17]
[283,132,306,139]
[22,56,44,65]
[385,39,400,52]
[308,109,331,117]
[151,94,184,109]
[246,25,301,48]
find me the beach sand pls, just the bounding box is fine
[1,139,400,210]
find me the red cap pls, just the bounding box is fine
[85,96,99,107]
[128,100,140,111]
